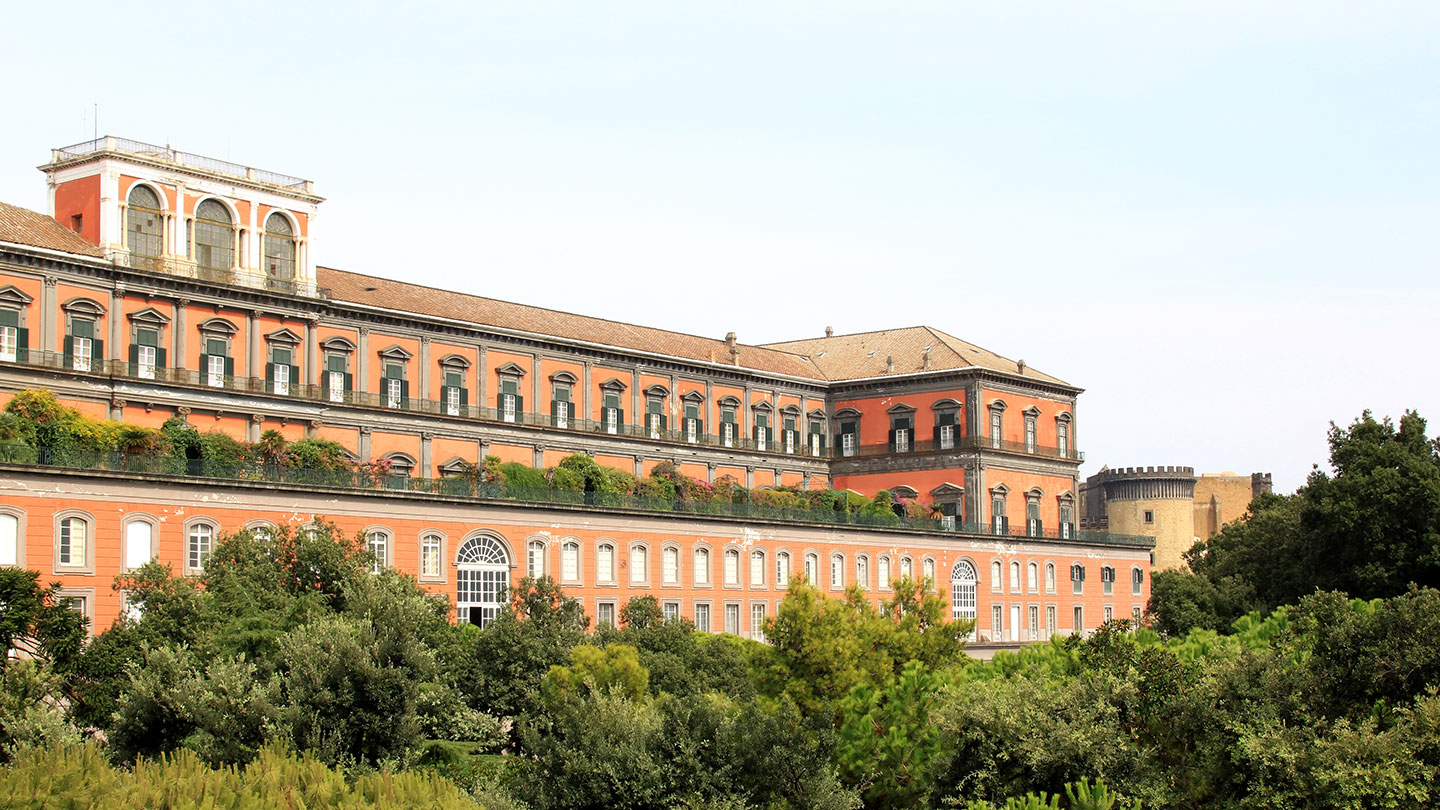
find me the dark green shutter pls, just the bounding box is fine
[516,395,524,416]
[400,380,410,407]
[223,356,234,377]
[460,387,469,406]
[129,344,140,366]
[15,328,28,362]
[343,372,353,392]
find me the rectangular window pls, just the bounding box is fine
[1029,606,1039,640]
[750,552,765,587]
[1143,510,1154,524]
[73,335,93,372]
[502,379,520,423]
[327,371,345,402]
[0,513,17,566]
[1057,422,1069,458]
[133,327,161,379]
[1072,565,1085,595]
[386,378,403,409]
[0,308,19,363]
[990,410,1003,449]
[69,319,98,373]
[597,602,616,629]
[663,602,679,623]
[443,370,466,416]
[894,427,909,452]
[188,524,212,572]
[446,386,461,416]
[1074,606,1084,634]
[124,521,153,570]
[421,535,442,578]
[939,423,954,450]
[202,338,229,387]
[755,414,769,451]
[842,432,856,457]
[991,604,1003,640]
[1133,606,1143,625]
[810,433,821,456]
[1047,605,1057,636]
[1104,605,1114,624]
[784,429,795,454]
[1132,569,1143,597]
[721,412,736,448]
[271,349,291,396]
[750,603,767,642]
[554,400,569,428]
[603,392,621,434]
[724,603,740,635]
[647,399,664,439]
[694,603,711,632]
[1025,415,1037,453]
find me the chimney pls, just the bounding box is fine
[922,349,931,370]
[725,332,740,365]
[886,355,895,373]
[824,326,834,338]
[1017,359,1026,374]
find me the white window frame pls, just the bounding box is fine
[421,534,443,579]
[597,543,615,583]
[527,540,546,579]
[724,603,740,635]
[750,550,766,587]
[663,546,679,585]
[649,412,662,440]
[775,552,790,588]
[136,343,157,379]
[368,531,390,573]
[750,602,767,643]
[446,386,461,416]
[894,427,909,453]
[605,407,618,434]
[809,433,821,457]
[187,522,214,574]
[939,423,954,450]
[724,548,740,586]
[842,432,856,457]
[629,545,648,584]
[784,430,795,454]
[555,400,569,429]
[386,378,403,409]
[503,393,518,423]
[206,352,226,387]
[694,547,711,585]
[123,519,155,571]
[328,370,345,402]
[72,336,93,372]
[830,555,844,589]
[694,602,711,632]
[0,324,15,363]
[562,541,581,582]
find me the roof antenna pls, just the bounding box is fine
[93,103,98,141]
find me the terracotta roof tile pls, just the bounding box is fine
[317,267,825,380]
[0,202,104,258]
[761,326,1071,386]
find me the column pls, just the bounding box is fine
[421,432,434,477]
[476,345,488,411]
[531,354,542,416]
[173,298,188,370]
[707,462,716,484]
[305,319,319,386]
[108,286,122,362]
[582,361,594,422]
[745,465,754,489]
[356,327,370,393]
[249,414,263,443]
[533,444,546,469]
[359,426,372,461]
[41,277,57,354]
[634,454,644,478]
[631,367,642,424]
[742,383,753,436]
[669,373,680,426]
[419,337,432,403]
[704,380,714,435]
[247,310,261,378]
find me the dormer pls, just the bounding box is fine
[39,136,325,297]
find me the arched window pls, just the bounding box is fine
[1027,561,1039,593]
[597,543,615,582]
[421,534,443,579]
[263,212,295,280]
[856,554,869,589]
[694,547,711,585]
[562,541,581,582]
[775,551,790,587]
[900,556,913,581]
[878,555,891,589]
[58,516,87,568]
[527,539,546,579]
[804,553,819,584]
[456,535,509,628]
[990,560,1002,592]
[368,530,390,573]
[193,200,234,274]
[187,522,214,573]
[750,549,766,587]
[0,513,18,567]
[922,557,935,586]
[951,560,978,624]
[1132,567,1145,596]
[630,545,648,584]
[724,548,740,585]
[1045,562,1057,593]
[663,546,680,584]
[126,185,163,265]
[124,519,155,570]
[830,554,844,589]
[1010,560,1021,593]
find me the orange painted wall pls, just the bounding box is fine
[370,431,419,462]
[979,388,1073,447]
[367,334,420,395]
[538,359,582,416]
[53,175,101,245]
[430,342,477,401]
[434,438,479,471]
[833,389,968,446]
[489,443,531,465]
[55,282,108,354]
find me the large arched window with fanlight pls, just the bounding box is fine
[263,212,295,283]
[126,185,163,267]
[193,200,234,276]
[951,560,978,625]
[456,535,509,628]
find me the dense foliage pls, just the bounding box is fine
[3,403,1440,808]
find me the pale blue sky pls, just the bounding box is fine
[3,1,1436,491]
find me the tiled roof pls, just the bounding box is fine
[760,326,1071,386]
[317,267,824,380]
[0,202,104,257]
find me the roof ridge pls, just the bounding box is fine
[318,265,809,358]
[758,324,933,347]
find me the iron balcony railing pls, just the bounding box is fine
[1,352,1080,463]
[0,442,1153,548]
[55,137,310,190]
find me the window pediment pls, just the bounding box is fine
[321,336,356,352]
[751,399,774,412]
[889,484,919,499]
[1026,487,1045,500]
[834,407,862,418]
[377,345,413,362]
[197,317,238,336]
[437,457,472,475]
[681,390,705,403]
[0,285,34,307]
[930,398,962,411]
[930,482,965,497]
[780,404,801,416]
[495,362,527,377]
[1055,411,1073,423]
[990,482,1010,495]
[549,370,579,384]
[885,403,916,415]
[1023,406,1042,417]
[126,306,171,327]
[644,384,670,398]
[61,297,106,317]
[438,353,472,370]
[264,328,302,346]
[717,395,741,407]
[807,408,826,420]
[598,377,627,392]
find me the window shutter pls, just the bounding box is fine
[156,347,167,367]
[224,356,234,377]
[343,372,353,392]
[695,418,703,437]
[15,327,28,361]
[551,398,561,422]
[660,414,667,429]
[129,343,140,365]
[615,407,622,426]
[1001,516,1010,534]
[90,338,103,362]
[460,387,469,406]
[1033,519,1043,536]
[199,353,210,373]
[516,395,524,417]
[888,428,897,451]
[400,380,410,407]
[289,364,299,389]
[266,362,276,385]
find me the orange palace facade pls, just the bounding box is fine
[0,137,1152,647]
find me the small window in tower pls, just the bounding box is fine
[71,214,83,233]
[1143,510,1154,524]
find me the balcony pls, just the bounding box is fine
[1,351,1078,464]
[53,136,313,192]
[0,442,1154,549]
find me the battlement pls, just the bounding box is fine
[1093,465,1196,481]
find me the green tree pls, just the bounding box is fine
[464,577,589,721]
[0,568,88,676]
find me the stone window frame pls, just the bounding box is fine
[717,395,742,447]
[0,285,33,329]
[877,554,892,592]
[1058,492,1077,539]
[1055,411,1073,458]
[1025,487,1045,537]
[0,506,26,569]
[437,353,472,413]
[748,547,768,590]
[931,482,965,526]
[885,402,916,453]
[594,599,619,629]
[988,399,1007,448]
[261,209,299,280]
[854,552,869,591]
[990,559,1003,593]
[196,317,238,384]
[436,457,472,478]
[627,540,651,587]
[643,384,671,437]
[1022,406,1041,453]
[803,549,820,586]
[921,555,936,588]
[120,512,161,572]
[691,542,713,588]
[680,390,706,443]
[1027,560,1040,594]
[598,376,628,431]
[662,598,682,624]
[61,297,107,371]
[124,181,169,261]
[751,398,774,449]
[53,586,96,637]
[52,509,96,575]
[721,543,743,589]
[774,547,793,590]
[834,407,862,457]
[126,306,171,368]
[931,398,963,449]
[417,530,448,583]
[660,541,683,587]
[183,515,220,576]
[829,551,845,590]
[558,536,583,586]
[990,482,1011,534]
[264,327,302,393]
[382,452,416,480]
[595,539,618,586]
[748,599,769,642]
[807,408,828,456]
[1132,566,1145,597]
[1045,560,1058,594]
[525,534,549,580]
[780,404,802,453]
[692,599,714,633]
[363,524,394,572]
[1009,560,1022,594]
